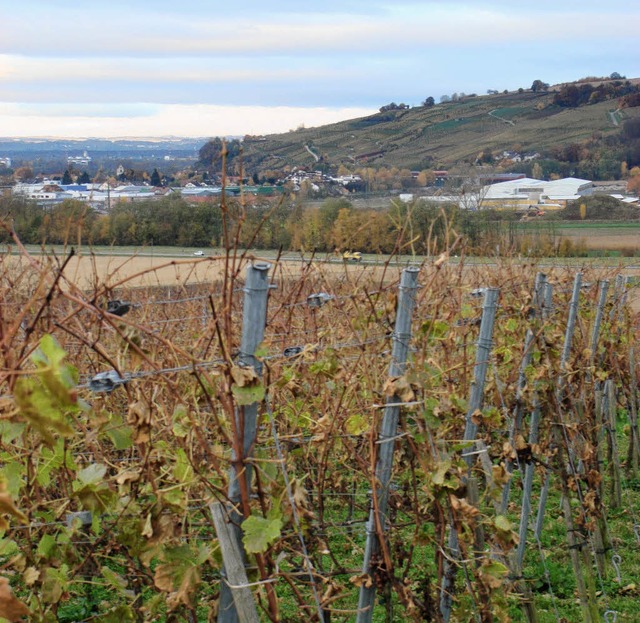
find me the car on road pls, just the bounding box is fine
[342,251,362,262]
[193,251,204,256]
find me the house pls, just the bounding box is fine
[67,151,92,166]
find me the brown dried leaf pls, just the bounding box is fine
[0,480,27,526]
[515,434,528,451]
[450,495,480,520]
[0,577,30,622]
[127,400,151,444]
[349,573,373,589]
[619,583,637,595]
[115,470,141,486]
[583,490,598,514]
[434,252,448,268]
[502,441,516,460]
[470,408,484,425]
[492,463,511,487]
[230,365,258,388]
[382,376,415,402]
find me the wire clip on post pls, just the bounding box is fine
[88,370,128,393]
[106,300,137,316]
[307,292,334,308]
[283,346,303,358]
[470,287,487,298]
[66,511,93,528]
[611,554,622,583]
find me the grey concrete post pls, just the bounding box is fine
[219,262,271,623]
[356,267,420,623]
[535,272,582,541]
[440,287,499,622]
[501,329,535,514]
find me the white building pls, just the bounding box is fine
[67,151,92,166]
[480,177,594,209]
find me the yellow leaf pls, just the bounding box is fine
[23,568,39,587]
[141,513,153,538]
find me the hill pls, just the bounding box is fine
[0,137,204,160]
[240,81,640,174]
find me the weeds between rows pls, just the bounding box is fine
[0,239,639,622]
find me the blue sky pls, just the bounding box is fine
[0,0,637,138]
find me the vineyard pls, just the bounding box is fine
[1,237,639,623]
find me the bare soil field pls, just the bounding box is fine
[9,247,640,314]
[555,227,640,251]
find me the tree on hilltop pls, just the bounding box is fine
[531,79,549,92]
[150,168,161,187]
[198,137,242,171]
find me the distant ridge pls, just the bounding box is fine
[239,78,640,173]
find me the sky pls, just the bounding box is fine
[0,0,638,139]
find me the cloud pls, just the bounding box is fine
[0,55,337,83]
[2,7,638,57]
[0,103,162,118]
[0,1,637,138]
[0,103,378,138]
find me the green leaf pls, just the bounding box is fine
[173,449,193,484]
[345,414,368,435]
[73,464,115,512]
[42,565,69,604]
[232,383,265,406]
[77,464,107,486]
[36,440,65,487]
[242,513,283,554]
[431,461,450,486]
[505,318,518,333]
[0,462,25,498]
[92,605,136,623]
[478,560,508,590]
[0,421,25,444]
[107,424,133,450]
[32,334,67,369]
[420,319,449,340]
[101,410,134,449]
[153,544,201,609]
[36,534,57,560]
[101,566,130,592]
[0,538,19,557]
[13,336,86,445]
[496,345,513,364]
[172,404,190,438]
[493,515,513,532]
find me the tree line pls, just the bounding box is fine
[0,194,544,256]
[1,192,635,258]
